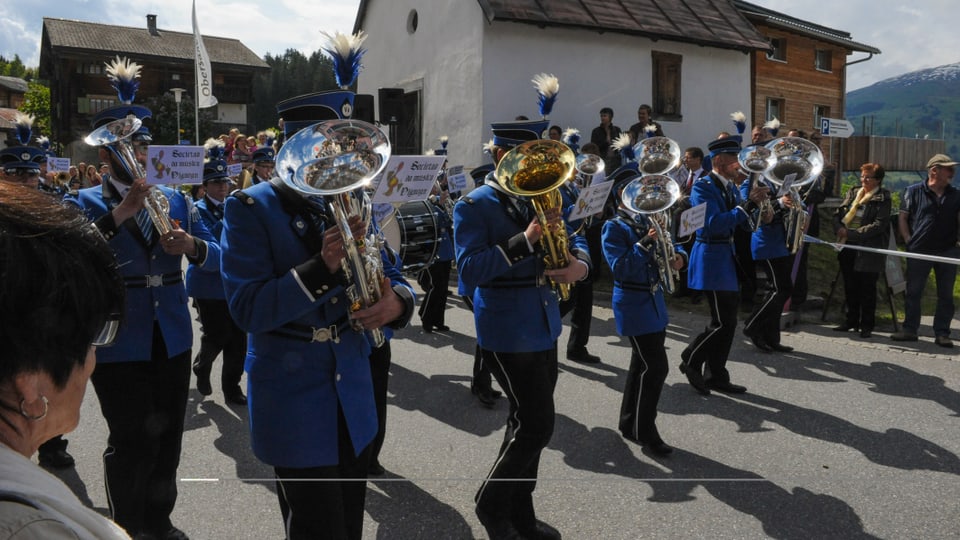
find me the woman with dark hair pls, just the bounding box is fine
[832,162,892,338]
[0,183,128,538]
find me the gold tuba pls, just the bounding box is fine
[496,139,577,301]
[621,174,682,293]
[276,119,392,348]
[764,137,823,253]
[85,116,175,236]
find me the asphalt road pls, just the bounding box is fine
[49,283,960,539]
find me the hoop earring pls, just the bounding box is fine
[19,396,49,421]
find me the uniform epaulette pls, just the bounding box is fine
[463,196,475,204]
[231,190,255,205]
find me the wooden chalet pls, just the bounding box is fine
[39,15,269,158]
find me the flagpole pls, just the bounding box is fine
[193,0,200,144]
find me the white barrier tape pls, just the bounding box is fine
[805,235,960,265]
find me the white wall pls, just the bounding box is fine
[482,22,754,165]
[360,8,755,169]
[357,1,485,168]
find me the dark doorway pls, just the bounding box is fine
[393,90,421,155]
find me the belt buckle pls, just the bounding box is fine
[146,274,163,288]
[311,325,341,344]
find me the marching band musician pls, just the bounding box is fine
[418,147,455,334]
[680,136,768,396]
[219,31,415,539]
[66,57,218,540]
[185,140,247,406]
[603,177,686,455]
[243,145,276,188]
[740,166,794,353]
[455,115,590,540]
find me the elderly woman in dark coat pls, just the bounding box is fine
[832,162,892,338]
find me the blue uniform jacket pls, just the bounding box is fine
[603,212,686,336]
[740,178,789,260]
[453,179,590,353]
[429,199,455,263]
[186,196,227,300]
[688,172,752,292]
[67,184,219,363]
[220,181,414,468]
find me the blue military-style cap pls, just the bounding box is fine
[252,146,276,163]
[93,57,153,142]
[202,138,230,183]
[277,91,355,138]
[0,112,43,172]
[490,119,549,149]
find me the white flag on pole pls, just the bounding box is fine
[192,0,218,109]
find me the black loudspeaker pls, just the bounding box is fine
[378,88,404,124]
[353,94,375,123]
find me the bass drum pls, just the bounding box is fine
[379,201,439,274]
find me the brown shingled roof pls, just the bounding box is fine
[42,18,269,69]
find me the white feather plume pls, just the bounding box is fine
[439,135,448,144]
[730,111,746,124]
[531,73,559,98]
[763,118,780,131]
[320,30,367,59]
[13,112,34,127]
[424,149,436,156]
[643,124,658,136]
[482,139,496,155]
[36,135,49,146]
[204,138,224,151]
[562,127,579,139]
[611,132,633,152]
[104,56,142,84]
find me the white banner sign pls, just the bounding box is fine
[678,202,707,238]
[47,157,70,173]
[371,155,447,204]
[146,145,205,185]
[567,181,614,222]
[227,163,244,178]
[446,165,471,193]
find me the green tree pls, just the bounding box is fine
[20,81,51,137]
[148,92,216,146]
[250,49,338,130]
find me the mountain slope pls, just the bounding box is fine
[846,62,960,156]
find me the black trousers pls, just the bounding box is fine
[274,408,370,540]
[682,290,739,385]
[91,324,191,536]
[368,342,391,465]
[463,295,494,392]
[193,298,246,390]
[417,260,451,328]
[838,249,880,331]
[619,331,669,440]
[475,348,558,530]
[743,256,794,346]
[559,278,594,355]
[735,227,757,305]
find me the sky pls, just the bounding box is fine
[0,0,957,92]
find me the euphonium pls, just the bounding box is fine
[621,174,682,293]
[85,116,175,236]
[276,119,392,347]
[764,137,823,253]
[738,144,776,232]
[496,139,578,301]
[634,136,681,176]
[574,152,604,188]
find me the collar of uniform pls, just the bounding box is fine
[206,195,224,207]
[107,177,129,199]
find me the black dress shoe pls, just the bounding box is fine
[422,325,434,334]
[193,367,212,396]
[859,329,872,339]
[434,324,450,332]
[743,328,773,352]
[832,324,858,332]
[678,361,710,395]
[516,518,562,540]
[566,350,601,364]
[644,439,674,456]
[706,380,747,394]
[224,388,247,406]
[38,448,75,469]
[149,527,189,540]
[769,343,794,353]
[368,460,385,476]
[476,508,524,540]
[471,384,500,408]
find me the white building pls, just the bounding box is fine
[353,0,770,169]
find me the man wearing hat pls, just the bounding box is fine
[242,145,276,188]
[219,31,416,539]
[891,153,960,347]
[66,57,218,540]
[679,136,768,396]
[0,114,44,189]
[186,142,247,406]
[455,115,590,540]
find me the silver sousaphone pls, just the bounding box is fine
[621,174,682,293]
[275,119,392,347]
